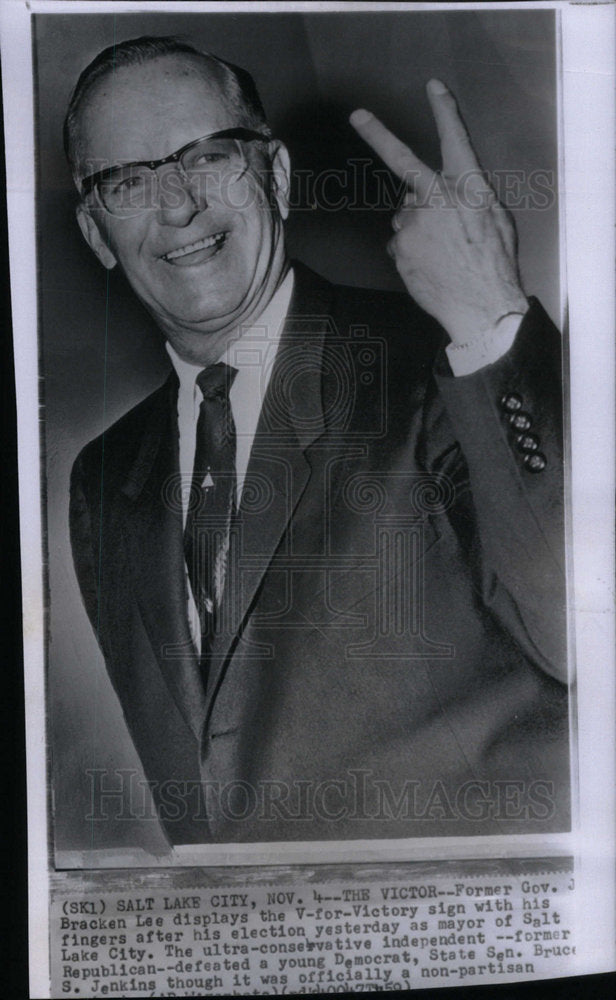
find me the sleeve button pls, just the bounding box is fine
[501,392,523,413]
[524,452,547,472]
[509,411,532,431]
[516,432,540,453]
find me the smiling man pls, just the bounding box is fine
[67,44,291,363]
[67,36,569,845]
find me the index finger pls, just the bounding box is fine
[426,79,483,178]
[349,109,433,195]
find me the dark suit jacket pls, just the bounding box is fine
[70,261,570,844]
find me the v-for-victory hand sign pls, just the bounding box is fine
[350,79,528,346]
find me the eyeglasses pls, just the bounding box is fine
[80,127,269,218]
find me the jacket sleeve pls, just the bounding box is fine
[433,297,568,684]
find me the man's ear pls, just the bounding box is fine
[269,142,291,221]
[76,204,117,270]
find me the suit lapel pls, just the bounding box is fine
[120,375,207,741]
[118,266,337,730]
[204,264,334,710]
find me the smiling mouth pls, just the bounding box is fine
[161,231,227,263]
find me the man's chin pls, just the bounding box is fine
[155,295,249,341]
[146,278,240,324]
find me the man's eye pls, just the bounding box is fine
[112,174,146,195]
[192,152,229,167]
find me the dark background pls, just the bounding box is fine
[33,9,560,855]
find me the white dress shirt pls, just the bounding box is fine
[166,269,294,652]
[445,312,523,376]
[166,268,295,525]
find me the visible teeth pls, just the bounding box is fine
[163,232,225,261]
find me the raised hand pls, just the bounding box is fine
[350,79,528,346]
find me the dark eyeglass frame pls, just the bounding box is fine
[79,127,270,200]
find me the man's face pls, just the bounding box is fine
[76,55,290,357]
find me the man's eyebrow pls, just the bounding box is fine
[80,127,267,190]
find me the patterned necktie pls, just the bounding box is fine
[184,363,238,661]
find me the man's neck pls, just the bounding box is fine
[161,256,291,368]
[166,266,294,373]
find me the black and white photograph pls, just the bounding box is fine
[1,0,615,995]
[37,3,572,855]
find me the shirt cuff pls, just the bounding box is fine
[445,312,526,377]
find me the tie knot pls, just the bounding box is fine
[196,363,237,400]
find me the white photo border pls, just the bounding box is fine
[0,0,614,992]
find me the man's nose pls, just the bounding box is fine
[155,167,208,225]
